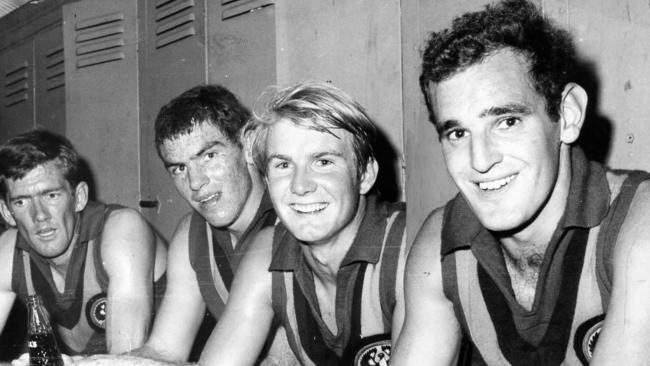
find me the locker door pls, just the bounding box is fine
[138,0,207,240]
[0,41,35,143]
[206,0,275,108]
[273,1,403,203]
[63,0,140,206]
[35,24,65,135]
[401,1,485,238]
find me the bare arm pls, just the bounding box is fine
[390,229,409,344]
[101,208,160,353]
[391,209,462,366]
[131,214,207,362]
[197,227,277,365]
[591,182,650,364]
[0,229,17,335]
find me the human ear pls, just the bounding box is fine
[359,158,379,195]
[74,182,89,212]
[559,83,588,144]
[241,129,256,165]
[0,200,16,227]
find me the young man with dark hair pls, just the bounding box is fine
[102,84,293,364]
[393,1,650,365]
[0,130,167,360]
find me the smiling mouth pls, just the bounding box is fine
[198,193,221,206]
[290,202,328,214]
[477,174,517,191]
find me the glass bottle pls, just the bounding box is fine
[26,295,63,366]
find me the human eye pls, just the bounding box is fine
[496,116,521,129]
[274,161,289,170]
[11,199,25,208]
[45,191,62,201]
[168,164,186,176]
[204,150,217,160]
[315,159,333,168]
[445,128,468,142]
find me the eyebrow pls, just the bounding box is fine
[436,103,532,135]
[266,150,346,163]
[163,140,225,169]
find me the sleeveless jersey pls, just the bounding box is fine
[270,196,407,366]
[440,149,650,366]
[188,192,276,318]
[11,201,120,355]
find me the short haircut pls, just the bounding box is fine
[154,84,251,154]
[0,130,83,199]
[246,81,377,179]
[420,0,577,123]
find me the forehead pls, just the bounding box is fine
[160,122,240,161]
[428,51,542,123]
[267,119,354,157]
[6,162,69,195]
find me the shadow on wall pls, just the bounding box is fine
[574,57,613,164]
[79,157,98,202]
[372,127,401,203]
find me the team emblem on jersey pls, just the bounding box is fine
[574,314,605,365]
[85,293,107,332]
[354,337,391,366]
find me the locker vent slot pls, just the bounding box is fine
[3,60,30,107]
[45,46,65,91]
[222,0,273,20]
[155,0,197,49]
[74,12,126,69]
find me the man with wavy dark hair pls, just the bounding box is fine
[393,0,650,365]
[0,130,167,361]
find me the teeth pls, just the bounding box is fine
[290,203,328,213]
[478,175,516,191]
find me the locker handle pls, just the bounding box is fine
[139,200,159,209]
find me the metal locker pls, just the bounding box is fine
[138,0,207,240]
[206,0,275,108]
[63,0,140,206]
[0,41,35,143]
[35,24,65,135]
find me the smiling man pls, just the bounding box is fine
[392,1,650,365]
[191,81,408,366]
[0,130,167,358]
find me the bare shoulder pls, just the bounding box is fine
[0,229,16,289]
[167,212,194,245]
[104,206,151,231]
[614,179,650,263]
[240,226,275,270]
[410,206,446,259]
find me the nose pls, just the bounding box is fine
[187,165,209,191]
[290,166,316,196]
[470,133,502,173]
[31,198,51,223]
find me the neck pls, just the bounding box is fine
[500,145,572,259]
[48,216,80,276]
[302,196,367,280]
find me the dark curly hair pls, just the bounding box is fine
[0,130,83,200]
[420,0,577,124]
[154,84,251,154]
